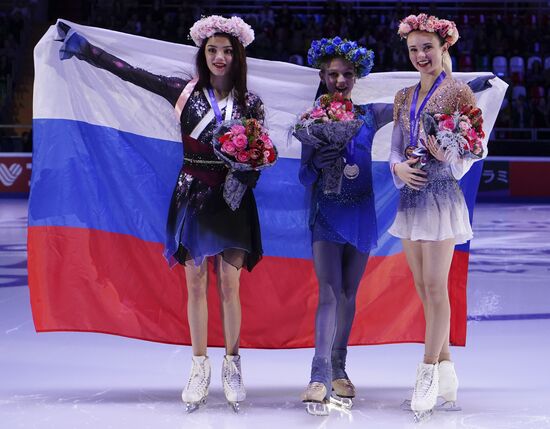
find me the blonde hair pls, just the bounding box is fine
[442,50,452,76]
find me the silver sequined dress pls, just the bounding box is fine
[388,77,477,244]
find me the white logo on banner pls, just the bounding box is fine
[0,163,23,186]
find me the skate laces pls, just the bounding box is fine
[309,382,326,393]
[415,366,435,398]
[223,358,242,390]
[186,359,209,392]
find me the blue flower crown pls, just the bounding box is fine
[307,37,375,78]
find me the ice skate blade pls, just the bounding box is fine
[401,399,412,411]
[304,401,329,416]
[435,400,461,412]
[330,395,353,410]
[228,401,241,413]
[413,409,433,423]
[184,398,206,413]
[402,398,460,413]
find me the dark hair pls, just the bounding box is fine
[195,33,248,109]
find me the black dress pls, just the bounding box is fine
[71,40,264,271]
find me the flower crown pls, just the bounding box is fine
[307,37,375,78]
[397,14,459,46]
[189,15,255,47]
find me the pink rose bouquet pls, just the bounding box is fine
[293,93,363,194]
[213,118,277,210]
[422,105,485,164]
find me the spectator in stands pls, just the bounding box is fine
[526,59,545,88]
[258,3,275,28]
[511,94,531,128]
[530,91,548,128]
[122,12,142,35]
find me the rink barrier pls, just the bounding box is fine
[7,154,550,199]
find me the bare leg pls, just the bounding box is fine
[216,255,242,355]
[402,239,455,364]
[184,259,209,356]
[439,333,451,362]
[402,239,427,303]
[421,239,455,363]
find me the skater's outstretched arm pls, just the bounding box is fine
[371,102,393,131]
[56,21,186,106]
[467,75,495,94]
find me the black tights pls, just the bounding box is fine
[312,240,369,363]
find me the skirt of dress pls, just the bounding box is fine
[388,178,473,244]
[164,181,262,271]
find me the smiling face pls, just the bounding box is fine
[406,31,448,76]
[319,57,356,98]
[205,35,234,77]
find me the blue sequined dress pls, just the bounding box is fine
[299,103,393,253]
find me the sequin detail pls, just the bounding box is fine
[389,78,476,244]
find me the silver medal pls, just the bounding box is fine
[343,163,360,180]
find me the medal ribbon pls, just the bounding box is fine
[346,103,358,164]
[409,71,446,147]
[207,87,224,124]
[346,137,356,164]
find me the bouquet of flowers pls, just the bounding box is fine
[213,118,277,210]
[421,105,485,165]
[293,93,363,194]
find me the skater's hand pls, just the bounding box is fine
[56,22,90,61]
[425,135,445,162]
[311,145,340,170]
[56,21,71,39]
[394,158,428,190]
[233,169,260,188]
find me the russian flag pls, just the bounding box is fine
[29,21,508,348]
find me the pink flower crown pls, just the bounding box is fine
[397,14,459,46]
[189,15,255,47]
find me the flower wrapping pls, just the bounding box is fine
[213,118,277,210]
[421,105,485,165]
[293,93,362,194]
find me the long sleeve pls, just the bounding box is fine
[389,89,407,189]
[467,75,495,94]
[65,34,186,106]
[371,102,394,131]
[299,143,320,186]
[389,124,406,189]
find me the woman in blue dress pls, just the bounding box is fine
[298,37,393,414]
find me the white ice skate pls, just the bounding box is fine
[410,362,439,422]
[222,355,246,413]
[402,360,462,413]
[181,355,211,413]
[436,360,461,411]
